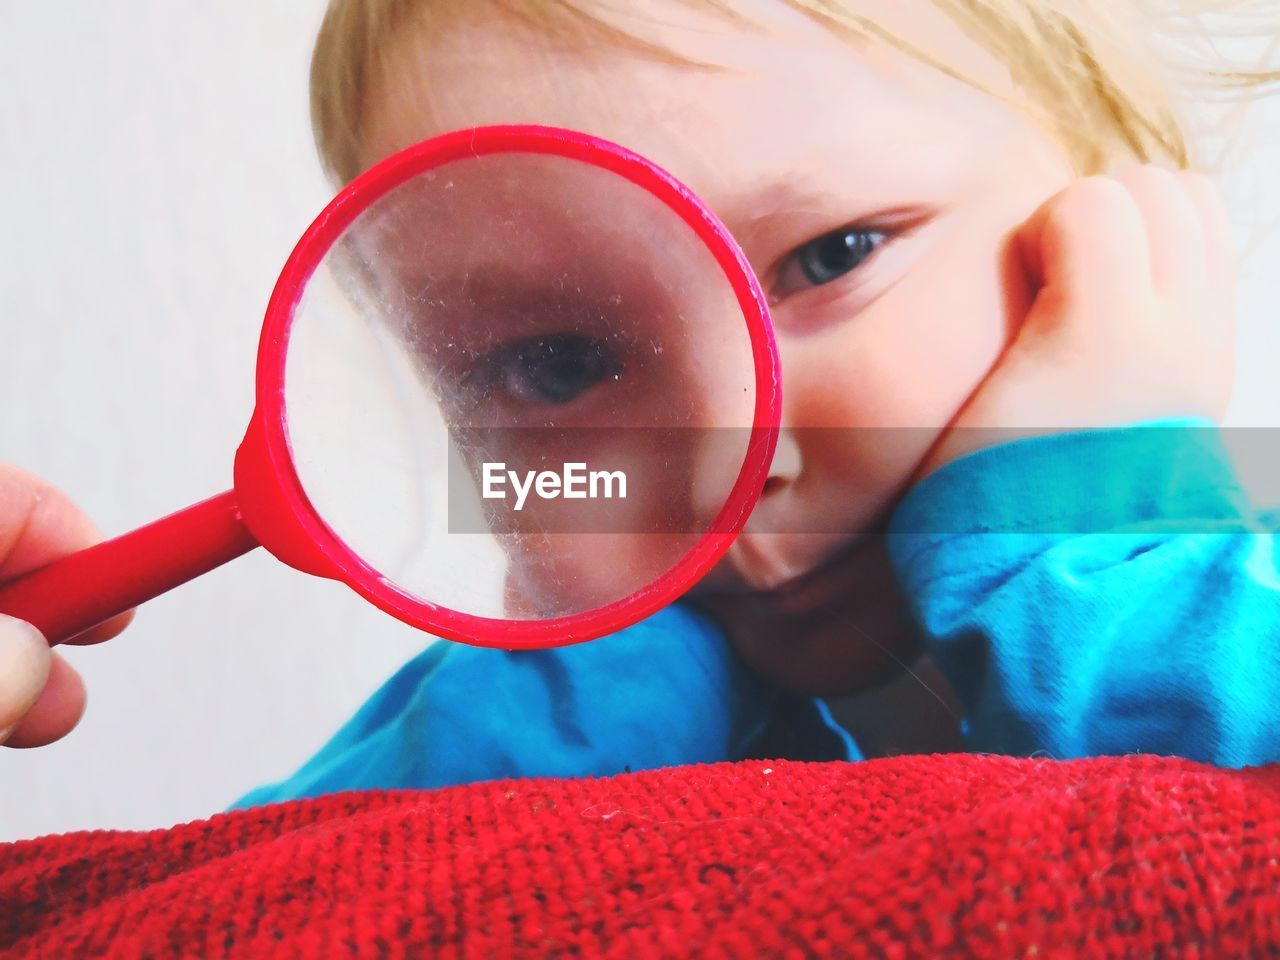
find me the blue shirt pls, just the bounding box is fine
[233,421,1280,809]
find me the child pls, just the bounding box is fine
[226,0,1280,806]
[6,1,1279,793]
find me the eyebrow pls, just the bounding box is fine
[722,180,845,225]
[715,180,865,261]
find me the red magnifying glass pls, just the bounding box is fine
[0,126,780,649]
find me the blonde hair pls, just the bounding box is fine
[310,0,1280,186]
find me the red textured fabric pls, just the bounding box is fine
[3,755,1279,959]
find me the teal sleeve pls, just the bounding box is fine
[887,420,1280,767]
[230,605,785,809]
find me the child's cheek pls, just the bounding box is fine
[848,147,1072,437]
[860,199,1044,432]
[793,224,1022,433]
[764,203,1038,535]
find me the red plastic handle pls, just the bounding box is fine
[0,489,259,645]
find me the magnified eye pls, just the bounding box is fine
[779,226,887,292]
[468,332,624,406]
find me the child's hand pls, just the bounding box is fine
[0,465,132,747]
[921,166,1236,475]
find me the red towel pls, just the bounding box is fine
[3,754,1279,958]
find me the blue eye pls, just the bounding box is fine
[793,227,886,287]
[468,333,623,406]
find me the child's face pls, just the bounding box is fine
[359,0,1075,693]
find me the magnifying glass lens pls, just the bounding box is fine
[285,150,762,626]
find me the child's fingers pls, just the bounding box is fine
[0,464,134,645]
[1174,171,1238,400]
[1017,176,1151,315]
[1176,171,1238,304]
[1112,165,1207,296]
[0,647,87,748]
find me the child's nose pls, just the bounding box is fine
[760,429,802,499]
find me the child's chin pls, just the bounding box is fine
[693,590,922,698]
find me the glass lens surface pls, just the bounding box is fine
[284,151,758,621]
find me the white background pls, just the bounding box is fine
[2,3,1278,842]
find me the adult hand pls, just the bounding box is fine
[0,465,132,747]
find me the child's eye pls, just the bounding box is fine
[775,226,888,296]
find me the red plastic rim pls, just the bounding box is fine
[254,125,781,649]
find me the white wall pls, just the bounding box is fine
[2,4,1278,842]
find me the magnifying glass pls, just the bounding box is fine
[0,126,779,649]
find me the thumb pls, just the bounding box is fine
[0,614,51,743]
